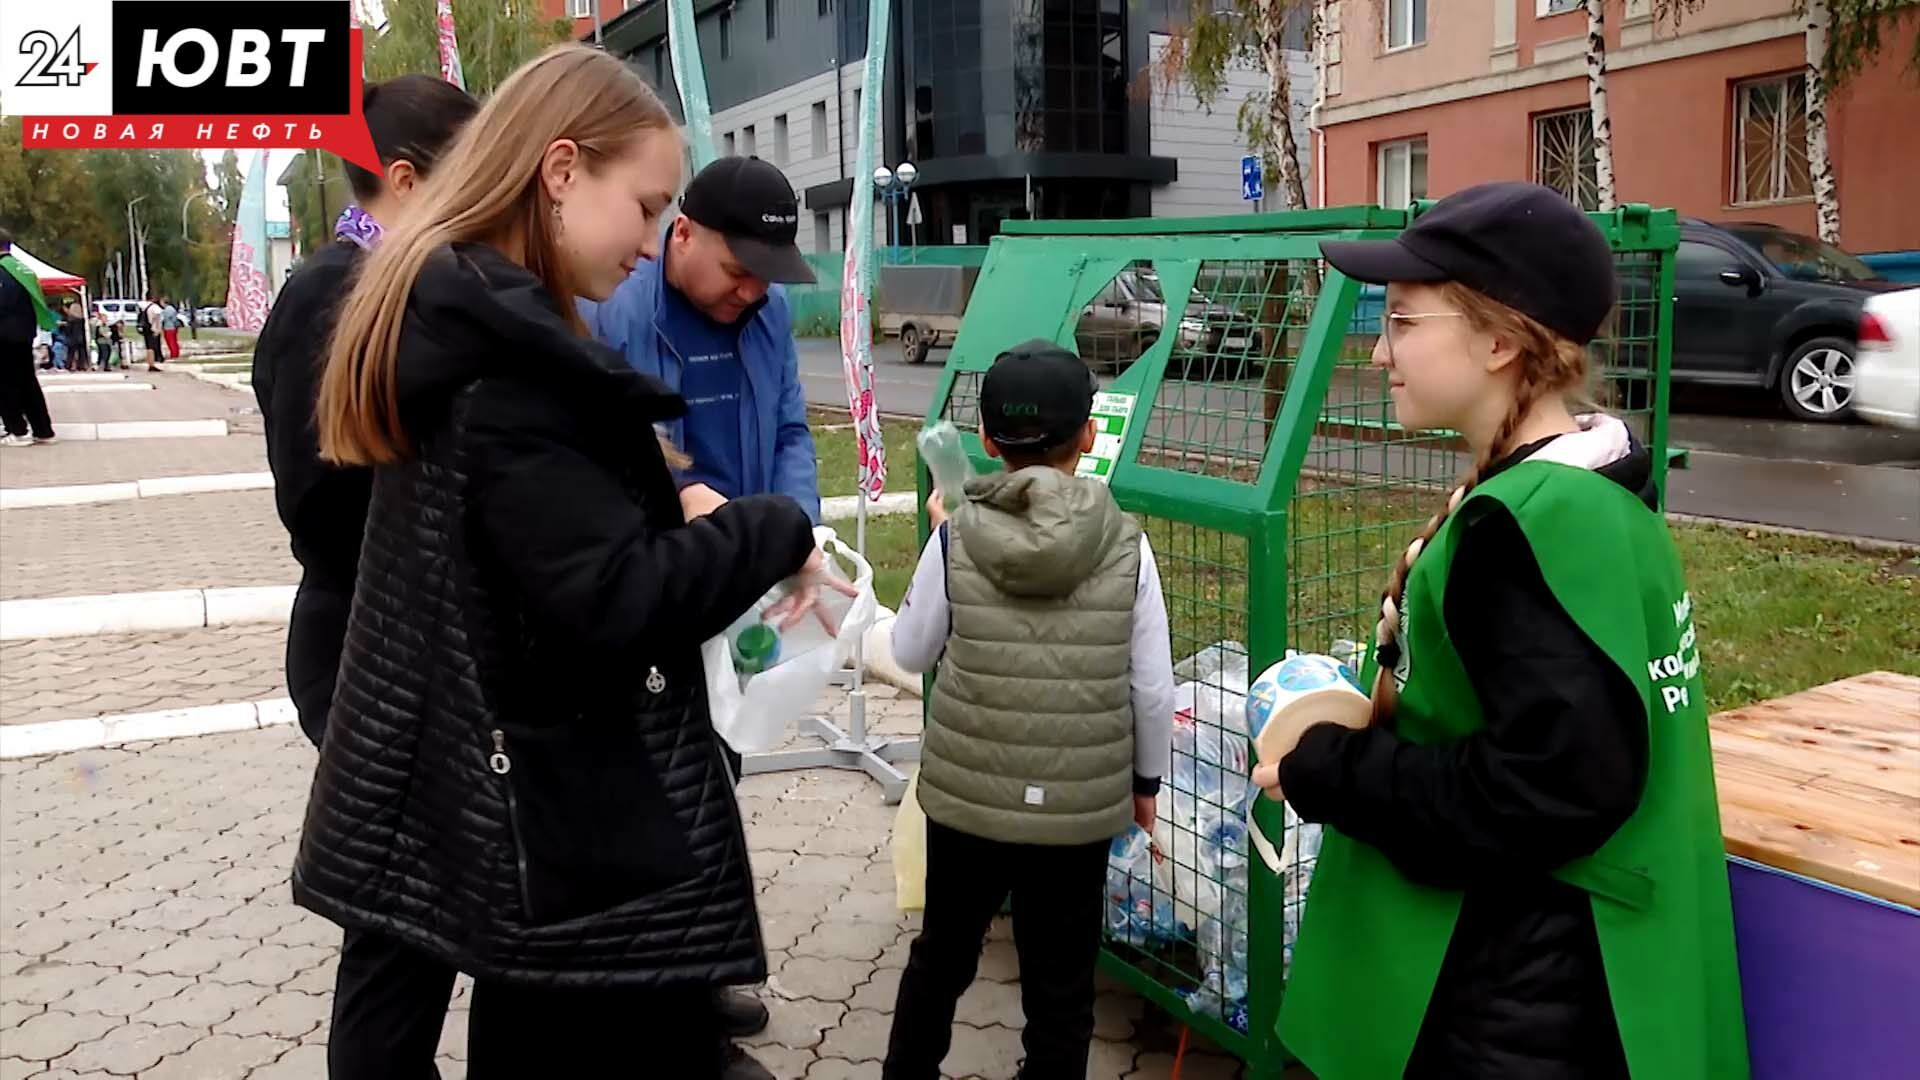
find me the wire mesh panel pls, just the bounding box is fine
[918,203,1677,1077]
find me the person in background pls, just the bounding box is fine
[59,301,87,372]
[160,298,182,359]
[881,341,1176,1080]
[0,229,58,446]
[92,306,114,372]
[252,71,479,1080]
[294,45,816,1078]
[582,153,824,1044]
[139,293,164,371]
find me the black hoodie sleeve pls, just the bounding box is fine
[461,378,819,661]
[253,245,373,588]
[1276,504,1648,888]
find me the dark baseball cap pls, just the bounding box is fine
[1320,181,1616,344]
[680,156,818,285]
[980,340,1098,451]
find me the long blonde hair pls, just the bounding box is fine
[318,45,677,466]
[1369,281,1597,724]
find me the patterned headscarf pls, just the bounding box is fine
[334,204,383,250]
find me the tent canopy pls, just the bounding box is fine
[8,245,85,293]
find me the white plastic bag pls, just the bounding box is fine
[705,526,878,754]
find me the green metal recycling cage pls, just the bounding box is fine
[915,202,1681,1075]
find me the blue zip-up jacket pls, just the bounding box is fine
[580,257,821,523]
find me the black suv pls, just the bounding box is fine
[1672,220,1902,421]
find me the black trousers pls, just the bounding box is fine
[0,338,53,439]
[883,820,1110,1080]
[327,926,727,1079]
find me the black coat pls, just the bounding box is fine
[291,243,818,988]
[253,241,371,745]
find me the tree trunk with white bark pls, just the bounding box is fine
[1585,0,1618,211]
[1804,0,1841,243]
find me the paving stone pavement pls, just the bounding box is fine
[0,437,268,489]
[0,490,295,600]
[36,372,256,426]
[0,625,288,726]
[0,726,1300,1078]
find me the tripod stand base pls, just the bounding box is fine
[741,697,922,804]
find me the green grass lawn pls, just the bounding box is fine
[813,418,923,498]
[830,448,1920,715]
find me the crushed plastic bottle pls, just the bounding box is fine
[916,421,976,500]
[1105,826,1179,948]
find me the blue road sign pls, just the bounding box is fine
[1241,154,1263,202]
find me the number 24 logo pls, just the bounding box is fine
[17,28,89,88]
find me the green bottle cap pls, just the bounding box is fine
[733,623,781,673]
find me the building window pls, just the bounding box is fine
[1734,73,1812,204]
[815,212,831,254]
[568,0,591,17]
[652,45,665,88]
[774,115,790,165]
[1377,138,1428,208]
[1534,108,1599,210]
[742,124,757,158]
[1538,0,1581,15]
[819,0,831,16]
[720,10,733,59]
[811,101,829,157]
[724,131,737,156]
[766,0,778,40]
[1386,0,1427,51]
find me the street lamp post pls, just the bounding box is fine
[181,191,212,339]
[871,161,917,261]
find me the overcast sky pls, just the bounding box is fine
[198,149,294,223]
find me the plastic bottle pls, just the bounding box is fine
[917,421,976,499]
[731,621,781,675]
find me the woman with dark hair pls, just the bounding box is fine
[251,72,479,1079]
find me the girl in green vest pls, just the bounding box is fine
[1251,183,1747,1080]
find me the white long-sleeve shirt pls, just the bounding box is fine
[890,528,1176,784]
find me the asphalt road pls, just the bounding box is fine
[798,337,1920,545]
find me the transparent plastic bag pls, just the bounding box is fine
[704,526,877,754]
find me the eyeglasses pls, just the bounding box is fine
[1382,311,1466,363]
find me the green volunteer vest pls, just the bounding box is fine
[1278,461,1748,1080]
[921,471,1141,847]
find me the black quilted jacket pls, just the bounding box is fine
[291,243,817,988]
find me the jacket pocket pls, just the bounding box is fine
[490,718,696,926]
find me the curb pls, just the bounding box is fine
[0,584,295,641]
[39,373,132,384]
[54,420,230,441]
[0,697,295,760]
[1666,511,1920,554]
[180,366,250,391]
[1,471,274,510]
[820,491,918,520]
[41,383,156,395]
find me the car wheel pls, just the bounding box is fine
[1779,335,1856,422]
[900,324,925,365]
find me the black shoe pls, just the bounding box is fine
[721,1042,776,1080]
[714,985,770,1038]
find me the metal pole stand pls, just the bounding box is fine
[741,490,921,804]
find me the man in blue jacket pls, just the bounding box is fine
[586,156,821,522]
[583,156,821,1054]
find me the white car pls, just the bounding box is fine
[1854,287,1920,430]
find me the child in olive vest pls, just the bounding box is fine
[1252,183,1747,1080]
[883,340,1175,1080]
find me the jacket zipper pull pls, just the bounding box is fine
[488,730,512,776]
[646,666,667,694]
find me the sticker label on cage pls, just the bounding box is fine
[1077,391,1136,483]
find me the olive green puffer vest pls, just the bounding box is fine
[921,467,1142,846]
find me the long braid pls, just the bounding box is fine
[1365,278,1592,727]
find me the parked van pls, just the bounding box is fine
[95,299,144,325]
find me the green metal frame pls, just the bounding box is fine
[915,202,1679,1075]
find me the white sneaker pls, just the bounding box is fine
[32,435,57,446]
[0,435,32,447]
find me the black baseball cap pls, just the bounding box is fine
[1320,181,1616,344]
[679,156,817,285]
[980,340,1098,451]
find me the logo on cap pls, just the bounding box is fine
[761,212,797,225]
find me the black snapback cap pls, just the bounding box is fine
[1320,181,1617,344]
[679,156,818,285]
[980,340,1098,452]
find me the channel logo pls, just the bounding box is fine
[3,0,377,170]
